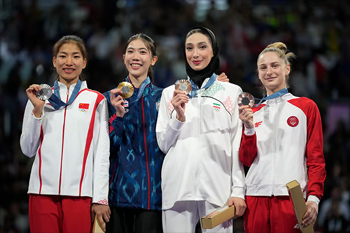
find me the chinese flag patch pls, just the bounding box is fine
[79,103,89,109]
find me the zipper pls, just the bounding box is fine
[58,89,69,194]
[141,95,151,209]
[195,91,202,197]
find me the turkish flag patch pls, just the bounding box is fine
[287,116,299,127]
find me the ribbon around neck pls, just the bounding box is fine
[48,79,82,110]
[126,76,150,103]
[176,74,217,98]
[254,88,289,107]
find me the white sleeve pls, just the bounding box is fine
[230,87,246,199]
[92,98,110,204]
[156,87,184,154]
[20,100,43,158]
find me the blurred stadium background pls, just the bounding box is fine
[0,0,349,232]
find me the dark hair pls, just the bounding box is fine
[185,28,213,48]
[183,27,220,87]
[53,35,87,81]
[124,33,157,81]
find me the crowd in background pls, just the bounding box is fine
[0,0,349,232]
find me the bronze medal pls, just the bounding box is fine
[175,79,192,94]
[238,92,255,107]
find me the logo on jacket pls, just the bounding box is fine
[79,103,89,112]
[255,121,262,127]
[287,116,299,127]
[213,103,221,111]
[124,100,129,107]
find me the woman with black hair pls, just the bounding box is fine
[20,35,110,233]
[104,33,164,233]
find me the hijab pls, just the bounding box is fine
[184,27,220,88]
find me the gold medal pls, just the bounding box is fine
[238,92,255,107]
[117,82,134,99]
[175,79,192,94]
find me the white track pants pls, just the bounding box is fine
[162,200,233,233]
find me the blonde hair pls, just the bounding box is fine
[258,42,296,65]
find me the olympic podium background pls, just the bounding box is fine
[0,0,349,232]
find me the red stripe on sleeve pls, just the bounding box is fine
[289,98,326,200]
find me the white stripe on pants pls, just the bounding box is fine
[162,200,233,233]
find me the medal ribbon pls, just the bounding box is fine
[253,88,289,107]
[176,74,217,98]
[48,79,82,110]
[126,76,150,103]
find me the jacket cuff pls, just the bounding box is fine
[169,116,185,131]
[92,198,108,205]
[244,127,255,136]
[32,111,44,121]
[230,187,245,200]
[307,195,320,205]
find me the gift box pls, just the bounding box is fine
[286,180,315,233]
[92,216,104,233]
[201,204,236,229]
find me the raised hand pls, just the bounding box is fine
[110,89,126,117]
[26,84,45,117]
[239,105,254,129]
[171,89,189,122]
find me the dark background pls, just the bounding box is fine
[0,0,349,232]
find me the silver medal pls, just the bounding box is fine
[36,84,53,101]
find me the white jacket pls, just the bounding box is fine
[239,93,326,203]
[20,81,110,204]
[156,78,245,210]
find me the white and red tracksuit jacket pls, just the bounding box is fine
[239,93,326,203]
[20,81,110,204]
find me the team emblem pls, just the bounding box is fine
[79,103,89,112]
[287,116,299,127]
[213,103,221,112]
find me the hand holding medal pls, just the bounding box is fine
[237,92,255,108]
[117,82,134,99]
[36,84,53,100]
[238,92,255,129]
[25,84,51,117]
[172,79,191,122]
[110,82,134,118]
[175,79,192,95]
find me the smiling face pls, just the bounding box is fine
[257,51,290,95]
[185,32,213,71]
[53,42,87,86]
[123,38,157,82]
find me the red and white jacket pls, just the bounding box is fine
[20,81,109,205]
[239,93,326,203]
